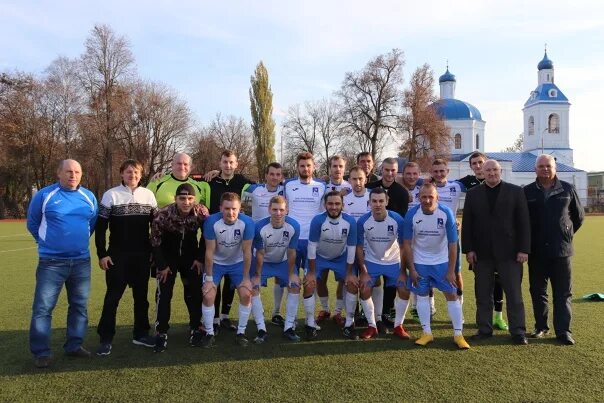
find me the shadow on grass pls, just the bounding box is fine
[2,318,494,376]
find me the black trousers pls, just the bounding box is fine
[97,253,151,343]
[528,256,572,337]
[214,275,235,318]
[474,259,526,336]
[154,260,202,334]
[494,274,504,312]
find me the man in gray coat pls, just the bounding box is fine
[461,160,531,345]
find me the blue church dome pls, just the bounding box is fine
[538,51,553,70]
[432,98,483,121]
[439,68,456,83]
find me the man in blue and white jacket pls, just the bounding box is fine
[27,159,98,368]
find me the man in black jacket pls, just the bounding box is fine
[462,160,531,345]
[524,154,584,345]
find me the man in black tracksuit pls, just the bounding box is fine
[524,154,584,345]
[151,183,208,352]
[205,150,254,331]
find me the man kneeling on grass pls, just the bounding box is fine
[403,183,469,349]
[201,192,255,347]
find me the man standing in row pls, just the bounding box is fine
[462,160,530,345]
[524,154,584,345]
[27,159,98,368]
[147,153,207,208]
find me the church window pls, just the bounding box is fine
[475,134,480,149]
[528,116,535,136]
[548,114,560,133]
[548,89,557,97]
[454,133,462,149]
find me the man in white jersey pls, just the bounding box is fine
[356,188,411,340]
[317,155,353,326]
[430,159,464,313]
[251,196,302,342]
[201,192,255,348]
[283,152,326,272]
[307,191,358,340]
[403,183,470,349]
[242,162,288,327]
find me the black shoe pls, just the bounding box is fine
[34,356,50,368]
[236,333,249,347]
[220,318,237,331]
[201,333,215,348]
[254,329,268,344]
[512,334,529,345]
[470,332,493,341]
[376,320,391,335]
[65,346,92,358]
[154,333,168,353]
[382,314,395,329]
[305,325,318,341]
[132,335,155,348]
[529,329,549,338]
[271,314,285,327]
[95,343,112,356]
[190,329,204,347]
[283,327,301,342]
[556,334,575,345]
[343,326,359,340]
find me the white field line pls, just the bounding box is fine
[0,246,36,253]
[0,233,29,238]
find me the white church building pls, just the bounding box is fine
[433,51,587,204]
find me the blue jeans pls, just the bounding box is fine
[29,257,91,358]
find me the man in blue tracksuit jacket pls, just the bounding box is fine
[26,159,98,368]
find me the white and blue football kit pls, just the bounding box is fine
[435,180,463,273]
[284,178,326,269]
[326,180,352,195]
[203,212,255,287]
[243,184,285,221]
[343,191,370,221]
[403,204,458,295]
[252,216,300,287]
[357,211,405,287]
[307,212,357,281]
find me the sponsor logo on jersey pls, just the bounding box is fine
[342,228,348,236]
[312,187,319,197]
[387,225,394,235]
[219,229,227,234]
[450,186,457,195]
[283,230,289,240]
[437,218,444,229]
[234,229,241,240]
[415,219,423,224]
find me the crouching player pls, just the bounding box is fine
[403,183,470,349]
[201,192,255,347]
[253,196,302,342]
[307,191,358,340]
[356,188,411,340]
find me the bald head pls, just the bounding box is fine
[535,154,556,182]
[483,159,502,187]
[172,153,192,180]
[57,159,82,190]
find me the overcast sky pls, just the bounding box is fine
[2,0,603,170]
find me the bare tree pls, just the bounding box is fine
[399,64,450,166]
[78,24,135,190]
[502,133,523,152]
[337,49,405,161]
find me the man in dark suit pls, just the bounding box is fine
[461,160,531,345]
[524,154,584,345]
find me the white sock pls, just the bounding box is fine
[303,295,317,327]
[319,296,329,312]
[202,305,215,335]
[394,297,409,327]
[372,287,384,319]
[448,300,464,336]
[417,295,432,334]
[334,299,345,315]
[285,293,299,330]
[430,295,435,314]
[273,284,284,316]
[360,298,377,328]
[411,292,417,309]
[251,295,266,332]
[237,304,251,334]
[344,291,357,327]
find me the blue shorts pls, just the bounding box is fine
[314,254,350,282]
[250,259,289,288]
[409,262,457,296]
[210,262,244,288]
[296,239,308,270]
[364,261,402,288]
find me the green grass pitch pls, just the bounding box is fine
[0,218,603,401]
